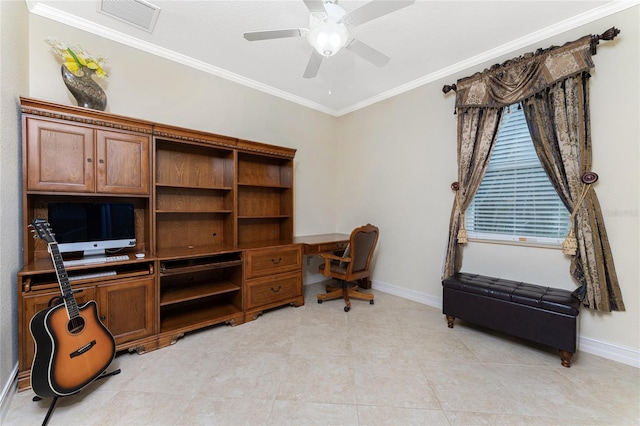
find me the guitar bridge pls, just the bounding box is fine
[70,340,96,358]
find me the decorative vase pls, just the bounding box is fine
[60,65,107,111]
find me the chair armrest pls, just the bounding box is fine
[318,252,351,277]
[318,253,349,262]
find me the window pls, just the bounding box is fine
[465,104,570,245]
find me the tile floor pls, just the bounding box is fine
[3,282,639,425]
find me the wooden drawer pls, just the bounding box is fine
[245,271,302,309]
[313,241,348,255]
[244,245,302,279]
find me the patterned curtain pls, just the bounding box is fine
[522,76,624,311]
[442,108,501,278]
[442,31,624,312]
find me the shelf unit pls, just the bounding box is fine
[154,138,236,253]
[237,151,294,245]
[17,97,303,391]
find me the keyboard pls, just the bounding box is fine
[63,255,129,267]
[68,270,117,282]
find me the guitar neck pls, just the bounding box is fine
[48,243,80,319]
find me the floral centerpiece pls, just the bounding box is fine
[46,38,109,110]
[46,38,108,78]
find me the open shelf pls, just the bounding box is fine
[155,140,234,189]
[237,152,292,187]
[237,153,293,245]
[156,186,233,213]
[156,212,234,250]
[237,186,292,218]
[160,280,240,306]
[238,217,293,244]
[160,301,242,333]
[155,138,236,251]
[158,250,243,332]
[156,183,233,190]
[237,182,291,189]
[159,253,242,275]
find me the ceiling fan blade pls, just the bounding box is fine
[303,50,324,79]
[302,0,326,14]
[346,39,390,67]
[244,29,305,41]
[340,0,415,27]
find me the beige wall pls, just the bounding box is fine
[336,7,639,364]
[0,0,29,415]
[1,7,636,410]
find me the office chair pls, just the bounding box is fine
[317,224,379,312]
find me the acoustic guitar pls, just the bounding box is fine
[29,218,116,398]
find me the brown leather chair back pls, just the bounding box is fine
[351,225,378,273]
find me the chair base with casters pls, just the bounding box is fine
[316,224,379,312]
[317,279,374,312]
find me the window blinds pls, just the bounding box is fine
[465,105,570,243]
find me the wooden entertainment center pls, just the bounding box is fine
[16,97,304,391]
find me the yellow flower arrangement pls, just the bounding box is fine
[46,38,108,78]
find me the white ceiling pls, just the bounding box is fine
[26,0,634,116]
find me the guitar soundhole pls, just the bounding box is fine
[68,317,86,334]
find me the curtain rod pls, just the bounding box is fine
[442,27,620,94]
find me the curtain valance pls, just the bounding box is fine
[454,35,594,109]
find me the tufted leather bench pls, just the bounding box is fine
[442,272,580,367]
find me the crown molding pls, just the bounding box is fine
[336,0,640,116]
[26,1,337,116]
[27,0,639,117]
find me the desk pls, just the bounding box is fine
[294,233,350,255]
[294,233,372,290]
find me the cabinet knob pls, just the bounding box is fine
[99,159,104,164]
[87,158,92,163]
[99,315,106,321]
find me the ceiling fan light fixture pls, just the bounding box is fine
[308,21,348,57]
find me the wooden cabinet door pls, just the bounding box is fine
[96,130,150,194]
[20,287,96,374]
[98,278,155,345]
[26,119,95,192]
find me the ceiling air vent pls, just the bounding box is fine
[99,0,161,33]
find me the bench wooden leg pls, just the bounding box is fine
[446,315,455,328]
[559,350,573,368]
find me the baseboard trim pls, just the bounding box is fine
[372,279,442,309]
[0,364,18,423]
[369,279,639,369]
[578,336,640,368]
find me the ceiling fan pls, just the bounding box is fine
[243,0,415,79]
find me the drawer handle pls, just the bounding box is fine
[271,257,282,264]
[270,285,282,293]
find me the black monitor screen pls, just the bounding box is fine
[48,202,136,244]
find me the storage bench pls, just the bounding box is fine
[442,273,580,367]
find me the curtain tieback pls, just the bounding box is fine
[452,182,468,244]
[562,172,599,255]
